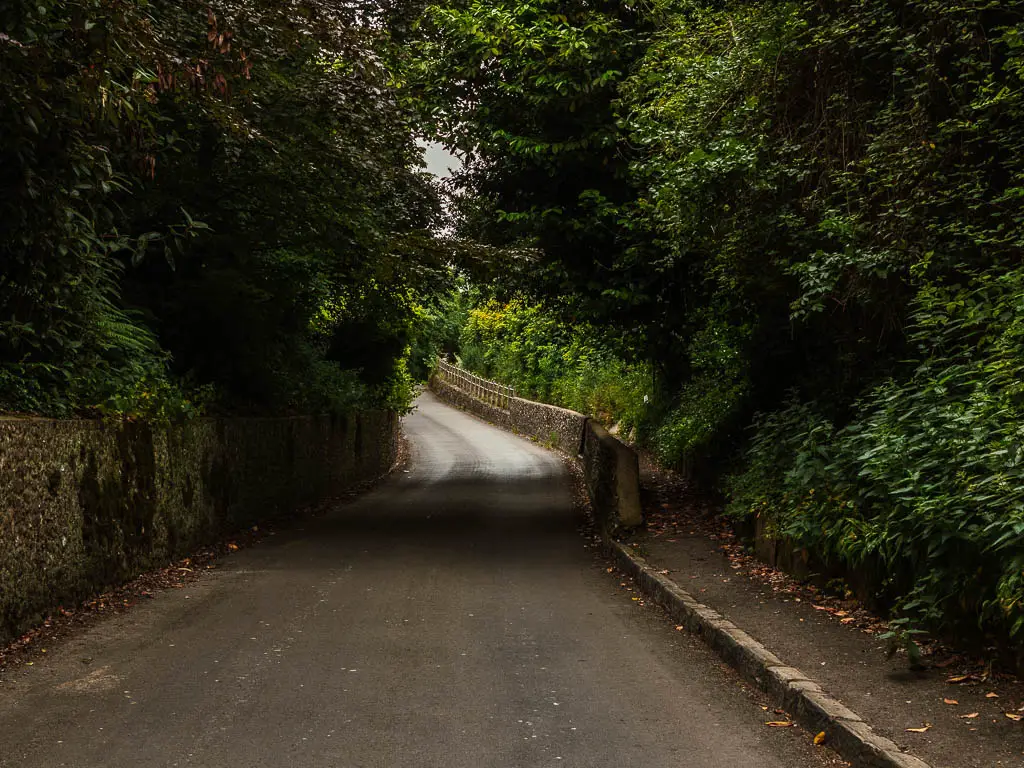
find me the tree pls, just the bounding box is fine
[1,0,445,417]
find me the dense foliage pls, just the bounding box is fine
[413,0,1024,648]
[458,298,653,439]
[1,0,443,418]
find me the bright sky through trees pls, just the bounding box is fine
[418,140,462,178]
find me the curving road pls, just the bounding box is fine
[0,392,840,767]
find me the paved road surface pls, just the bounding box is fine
[0,392,839,767]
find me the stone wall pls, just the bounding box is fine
[582,421,643,534]
[509,397,587,455]
[0,411,397,642]
[429,374,642,533]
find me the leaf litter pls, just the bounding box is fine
[631,451,1024,751]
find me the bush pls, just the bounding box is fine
[458,297,655,442]
[727,267,1024,643]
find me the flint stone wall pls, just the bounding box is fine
[429,377,512,429]
[0,411,397,642]
[509,398,586,455]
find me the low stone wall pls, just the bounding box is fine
[582,421,643,534]
[0,411,397,642]
[509,397,587,455]
[429,374,642,532]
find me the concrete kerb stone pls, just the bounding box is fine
[829,720,931,768]
[606,538,932,768]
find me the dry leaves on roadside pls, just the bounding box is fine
[905,725,931,733]
[813,731,826,745]
[943,698,958,705]
[765,721,794,728]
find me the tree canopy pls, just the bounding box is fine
[1,0,445,417]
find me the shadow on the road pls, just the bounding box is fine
[232,473,586,568]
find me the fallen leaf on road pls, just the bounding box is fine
[1005,713,1023,721]
[946,675,972,683]
[674,626,684,631]
[986,692,999,698]
[905,725,931,733]
[943,698,959,705]
[960,713,979,719]
[765,721,794,728]
[226,542,239,551]
[813,731,826,745]
[840,617,856,624]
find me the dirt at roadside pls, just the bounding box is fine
[623,458,1024,768]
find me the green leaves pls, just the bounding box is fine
[457,296,653,436]
[405,0,642,312]
[727,266,1024,646]
[1,0,445,418]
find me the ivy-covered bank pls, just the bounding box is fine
[410,1,1024,652]
[0,412,397,642]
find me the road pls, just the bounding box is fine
[0,392,840,767]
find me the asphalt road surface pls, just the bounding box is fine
[0,392,841,768]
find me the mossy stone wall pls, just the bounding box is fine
[509,397,586,455]
[0,411,397,642]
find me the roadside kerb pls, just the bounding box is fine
[605,539,932,768]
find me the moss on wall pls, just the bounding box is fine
[0,411,397,642]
